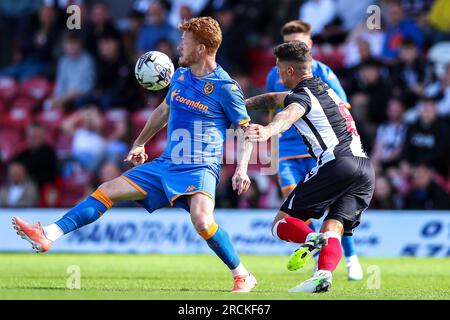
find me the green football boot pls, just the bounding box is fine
[287,233,328,271]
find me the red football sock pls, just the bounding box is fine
[318,236,342,272]
[275,216,314,243]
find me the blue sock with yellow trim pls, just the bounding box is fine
[55,189,113,234]
[200,222,241,270]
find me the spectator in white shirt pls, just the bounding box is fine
[299,0,336,36]
[371,97,407,172]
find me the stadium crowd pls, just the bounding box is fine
[0,0,449,210]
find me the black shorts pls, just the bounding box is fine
[280,156,375,235]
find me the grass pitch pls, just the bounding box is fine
[0,253,448,300]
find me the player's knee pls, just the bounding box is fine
[271,217,285,239]
[271,212,289,238]
[192,217,211,233]
[320,219,344,235]
[97,181,118,201]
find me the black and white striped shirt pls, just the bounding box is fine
[284,76,367,166]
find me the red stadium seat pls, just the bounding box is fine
[60,170,93,207]
[131,108,168,160]
[0,99,7,114]
[60,182,89,207]
[36,109,63,128]
[35,109,64,141]
[247,47,276,88]
[19,77,52,102]
[104,108,129,136]
[0,106,32,131]
[10,96,38,111]
[40,181,63,208]
[145,134,166,160]
[312,44,346,70]
[54,133,74,159]
[131,108,153,137]
[0,77,19,105]
[0,129,23,162]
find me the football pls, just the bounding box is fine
[134,51,175,91]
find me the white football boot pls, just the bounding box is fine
[288,270,332,293]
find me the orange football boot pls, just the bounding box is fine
[12,217,53,253]
[232,273,257,293]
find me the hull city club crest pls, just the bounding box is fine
[203,82,214,94]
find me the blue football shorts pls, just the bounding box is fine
[121,157,217,213]
[278,156,316,192]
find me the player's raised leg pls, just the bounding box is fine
[272,212,328,271]
[186,193,257,293]
[288,219,343,293]
[12,177,145,252]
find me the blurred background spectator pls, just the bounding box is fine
[403,164,450,209]
[50,31,96,110]
[0,0,449,210]
[371,97,407,173]
[401,96,450,177]
[12,122,58,188]
[0,162,38,208]
[136,0,179,55]
[381,1,423,62]
[370,174,399,209]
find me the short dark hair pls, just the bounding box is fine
[274,41,312,75]
[281,20,312,37]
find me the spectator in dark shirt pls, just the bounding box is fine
[12,122,58,188]
[83,2,121,58]
[120,10,145,63]
[391,39,427,108]
[81,32,137,110]
[214,5,250,74]
[401,96,450,176]
[403,164,450,209]
[350,59,392,124]
[349,59,392,151]
[0,5,60,80]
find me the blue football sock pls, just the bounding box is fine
[341,235,356,258]
[201,223,241,270]
[55,190,112,234]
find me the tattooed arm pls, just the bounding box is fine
[245,92,289,111]
[244,103,306,142]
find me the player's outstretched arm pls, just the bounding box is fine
[232,123,253,195]
[124,100,170,166]
[244,103,305,142]
[245,92,288,111]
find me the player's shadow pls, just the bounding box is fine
[4,286,68,291]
